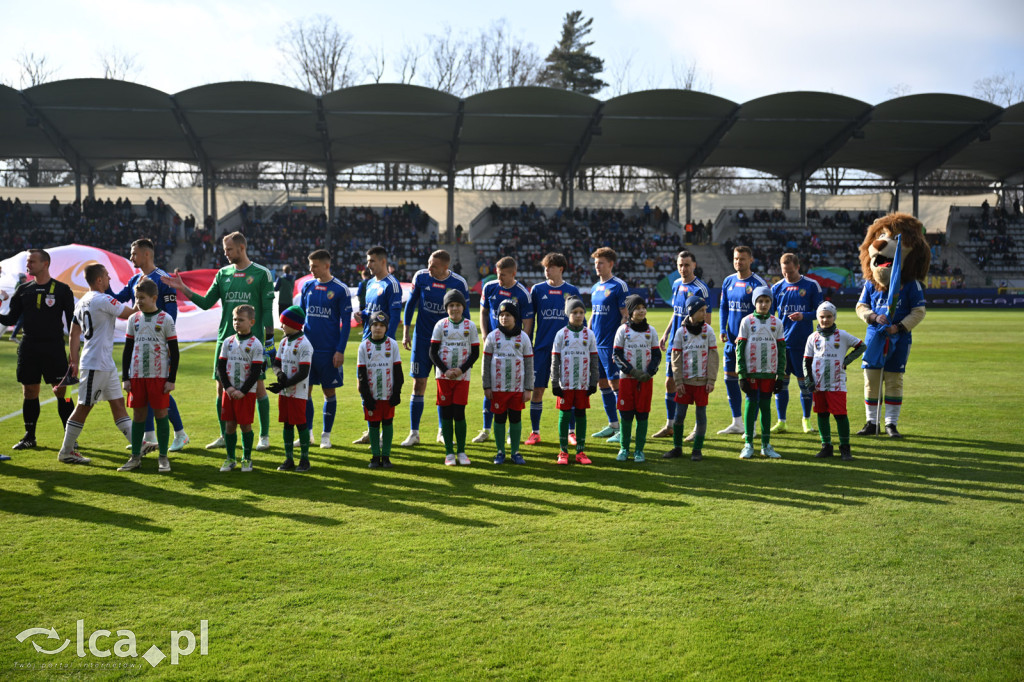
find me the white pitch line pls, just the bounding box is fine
[0,341,208,423]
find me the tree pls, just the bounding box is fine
[973,71,1024,107]
[538,11,606,94]
[98,49,140,81]
[12,52,68,187]
[278,15,357,96]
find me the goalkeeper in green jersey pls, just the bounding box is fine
[163,231,276,450]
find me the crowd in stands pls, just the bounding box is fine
[2,195,176,263]
[963,199,1022,273]
[477,204,690,294]
[195,202,439,285]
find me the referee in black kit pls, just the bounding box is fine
[0,249,76,456]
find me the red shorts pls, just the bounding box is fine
[556,389,590,411]
[674,383,709,407]
[221,391,257,425]
[813,391,848,415]
[745,378,777,393]
[127,377,170,410]
[436,378,470,406]
[617,377,653,413]
[490,390,524,414]
[364,399,395,423]
[278,395,308,425]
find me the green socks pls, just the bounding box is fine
[759,396,771,448]
[493,420,506,454]
[634,416,649,453]
[558,410,570,451]
[818,413,832,444]
[284,425,295,459]
[216,393,226,438]
[241,431,254,459]
[454,419,467,453]
[156,417,170,455]
[381,422,393,457]
[442,418,455,455]
[509,420,522,454]
[131,421,145,456]
[574,412,586,453]
[225,432,238,460]
[368,423,381,457]
[744,395,774,447]
[257,395,270,438]
[620,413,634,452]
[836,414,850,446]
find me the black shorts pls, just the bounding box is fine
[17,339,69,386]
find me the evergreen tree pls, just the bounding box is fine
[538,11,607,94]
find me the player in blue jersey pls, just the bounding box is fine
[108,238,190,452]
[355,245,402,341]
[299,249,353,449]
[525,253,581,446]
[399,249,470,447]
[588,247,629,442]
[653,250,710,440]
[473,256,534,443]
[717,245,769,435]
[770,253,822,434]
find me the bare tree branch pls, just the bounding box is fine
[278,15,357,95]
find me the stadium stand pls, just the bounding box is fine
[471,204,703,294]
[1,195,176,263]
[954,200,1024,284]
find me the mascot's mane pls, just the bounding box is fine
[859,212,931,289]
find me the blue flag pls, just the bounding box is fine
[863,235,902,367]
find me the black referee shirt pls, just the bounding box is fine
[0,278,74,342]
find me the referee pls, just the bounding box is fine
[0,249,76,454]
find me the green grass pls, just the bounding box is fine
[1,309,1023,680]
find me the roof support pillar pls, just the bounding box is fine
[446,169,455,243]
[326,175,336,249]
[87,170,95,200]
[210,171,218,229]
[891,181,899,213]
[671,174,680,222]
[799,177,807,225]
[685,171,693,225]
[74,169,82,205]
[782,182,791,211]
[202,175,209,226]
[912,169,920,218]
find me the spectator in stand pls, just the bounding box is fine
[275,265,294,316]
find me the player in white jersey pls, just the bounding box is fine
[735,287,786,460]
[216,305,265,472]
[117,279,179,472]
[550,296,598,465]
[481,300,533,465]
[266,306,315,472]
[801,302,864,461]
[429,289,480,466]
[664,295,719,462]
[57,264,136,465]
[358,311,404,469]
[611,295,661,463]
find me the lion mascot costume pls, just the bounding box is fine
[855,212,930,438]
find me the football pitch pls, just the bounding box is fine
[1,309,1022,680]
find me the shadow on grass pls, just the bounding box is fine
[3,428,1022,530]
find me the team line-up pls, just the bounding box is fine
[2,225,918,472]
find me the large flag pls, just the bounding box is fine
[862,235,902,367]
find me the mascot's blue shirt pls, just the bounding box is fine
[858,279,926,331]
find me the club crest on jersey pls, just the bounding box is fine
[745,285,753,294]
[799,289,806,297]
[463,330,470,337]
[45,294,55,307]
[326,290,335,299]
[245,276,254,285]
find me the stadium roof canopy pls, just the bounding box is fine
[2,78,1023,185]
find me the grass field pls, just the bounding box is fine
[1,309,1023,680]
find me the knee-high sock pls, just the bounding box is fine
[493,417,506,453]
[115,415,132,440]
[410,394,425,431]
[665,392,676,422]
[454,418,467,453]
[726,377,742,418]
[509,418,522,454]
[298,427,310,460]
[225,432,238,460]
[743,396,758,444]
[483,398,493,429]
[693,405,707,449]
[558,409,570,451]
[775,381,790,421]
[601,388,619,426]
[284,424,295,460]
[131,422,145,456]
[818,413,832,444]
[60,419,84,455]
[864,368,882,423]
[836,414,851,445]
[306,398,315,433]
[799,392,813,419]
[441,418,455,454]
[381,422,393,457]
[145,407,156,438]
[759,395,772,447]
[257,395,270,438]
[530,401,543,433]
[634,414,649,453]
[156,417,170,455]
[57,397,73,430]
[23,398,40,440]
[368,423,381,457]
[323,395,337,433]
[620,410,634,452]
[167,396,184,433]
[673,403,688,448]
[216,392,226,437]
[241,430,255,457]
[884,396,902,425]
[573,411,587,452]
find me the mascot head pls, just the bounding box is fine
[859,212,931,291]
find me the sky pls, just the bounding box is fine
[2,0,1023,104]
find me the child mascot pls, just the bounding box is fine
[855,212,930,438]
